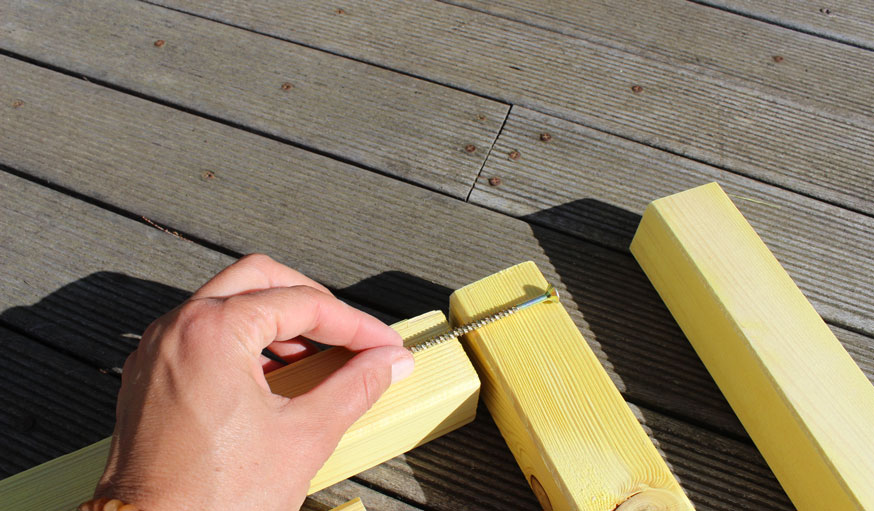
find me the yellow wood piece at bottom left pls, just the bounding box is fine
[0,311,479,510]
[330,498,366,511]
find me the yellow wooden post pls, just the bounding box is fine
[631,182,874,511]
[329,497,366,511]
[450,262,693,511]
[0,311,479,510]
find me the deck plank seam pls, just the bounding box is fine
[688,0,874,52]
[347,476,430,511]
[0,319,121,380]
[465,107,511,202]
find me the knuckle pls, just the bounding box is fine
[237,253,274,269]
[220,295,273,349]
[173,299,222,350]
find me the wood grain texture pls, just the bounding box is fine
[144,0,874,213]
[3,49,868,441]
[450,0,874,118]
[470,107,874,336]
[0,0,507,198]
[0,56,751,435]
[270,312,480,493]
[699,0,874,50]
[0,312,478,510]
[631,183,874,511]
[450,262,693,511]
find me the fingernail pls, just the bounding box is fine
[390,352,415,384]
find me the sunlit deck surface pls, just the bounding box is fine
[2,0,873,509]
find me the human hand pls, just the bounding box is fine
[90,254,414,510]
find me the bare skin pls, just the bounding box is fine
[92,254,415,510]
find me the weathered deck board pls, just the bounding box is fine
[0,174,798,509]
[470,107,874,336]
[0,0,508,198]
[4,55,872,439]
[450,0,874,117]
[0,327,118,479]
[142,0,874,214]
[2,56,754,435]
[700,0,874,50]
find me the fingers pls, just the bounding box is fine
[192,254,331,299]
[287,345,414,455]
[219,286,403,355]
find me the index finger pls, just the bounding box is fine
[220,286,403,355]
[193,254,332,299]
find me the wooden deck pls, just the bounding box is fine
[1,0,871,509]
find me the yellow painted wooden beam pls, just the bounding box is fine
[450,262,693,511]
[0,311,479,510]
[630,182,874,511]
[329,497,366,511]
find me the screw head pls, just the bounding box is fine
[464,144,477,153]
[11,99,24,108]
[154,39,165,47]
[539,132,552,142]
[508,150,520,160]
[488,176,502,186]
[631,85,643,93]
[281,82,294,91]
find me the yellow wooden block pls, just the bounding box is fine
[450,262,693,511]
[270,311,481,493]
[630,182,874,511]
[330,497,366,511]
[0,311,479,510]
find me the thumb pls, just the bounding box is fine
[287,345,414,458]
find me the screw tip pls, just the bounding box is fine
[545,285,559,303]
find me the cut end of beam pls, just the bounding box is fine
[616,488,689,511]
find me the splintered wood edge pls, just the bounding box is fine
[0,311,480,509]
[449,262,692,511]
[630,182,874,510]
